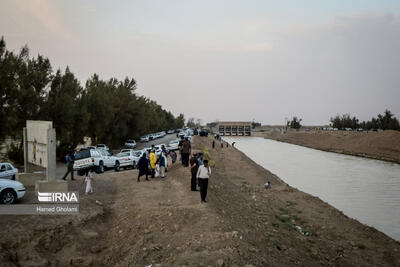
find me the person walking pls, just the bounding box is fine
[197,153,204,166]
[137,153,149,182]
[178,136,184,164]
[196,160,211,202]
[169,150,177,164]
[84,168,94,194]
[159,152,167,179]
[149,149,157,178]
[62,151,75,181]
[181,138,191,166]
[189,153,199,191]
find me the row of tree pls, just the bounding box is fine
[330,110,400,130]
[0,37,185,159]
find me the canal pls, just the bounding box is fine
[224,137,400,241]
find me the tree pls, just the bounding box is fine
[288,116,302,129]
[330,114,359,129]
[175,114,185,128]
[251,121,261,129]
[186,117,196,128]
[1,36,187,158]
[42,67,89,155]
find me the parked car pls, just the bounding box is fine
[124,139,137,148]
[98,150,121,172]
[199,130,208,136]
[74,149,101,175]
[96,144,109,151]
[140,135,150,142]
[167,129,175,134]
[116,150,144,169]
[0,179,26,204]
[168,139,180,150]
[74,148,120,174]
[0,163,18,180]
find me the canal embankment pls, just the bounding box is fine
[260,130,400,164]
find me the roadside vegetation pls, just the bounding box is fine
[330,110,400,131]
[0,37,185,161]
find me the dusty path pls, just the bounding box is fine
[1,135,400,266]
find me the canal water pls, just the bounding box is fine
[224,137,400,241]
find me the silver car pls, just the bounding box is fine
[0,163,19,180]
[124,139,137,148]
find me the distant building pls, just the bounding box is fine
[217,121,252,136]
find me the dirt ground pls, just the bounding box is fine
[262,130,400,164]
[1,136,399,266]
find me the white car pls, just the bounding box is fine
[0,163,19,180]
[168,139,180,150]
[140,135,149,142]
[96,144,109,151]
[0,179,26,204]
[124,139,137,148]
[116,150,143,169]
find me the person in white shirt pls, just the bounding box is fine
[196,160,211,203]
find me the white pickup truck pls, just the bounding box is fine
[74,148,121,174]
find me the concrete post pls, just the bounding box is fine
[46,128,56,181]
[23,127,28,173]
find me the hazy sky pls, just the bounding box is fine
[1,0,399,125]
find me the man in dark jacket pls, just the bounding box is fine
[181,138,191,167]
[178,136,184,164]
[189,152,199,191]
[137,153,149,182]
[62,151,75,181]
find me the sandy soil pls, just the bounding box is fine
[262,130,400,164]
[1,136,399,266]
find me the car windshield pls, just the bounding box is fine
[100,150,109,156]
[133,151,142,157]
[75,150,91,160]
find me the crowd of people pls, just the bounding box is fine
[61,135,214,202]
[136,136,212,202]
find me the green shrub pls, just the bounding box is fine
[7,143,23,164]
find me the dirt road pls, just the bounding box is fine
[1,136,399,266]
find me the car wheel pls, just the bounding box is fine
[0,189,17,204]
[12,175,15,180]
[114,161,120,172]
[98,162,105,173]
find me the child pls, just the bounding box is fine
[84,168,94,194]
